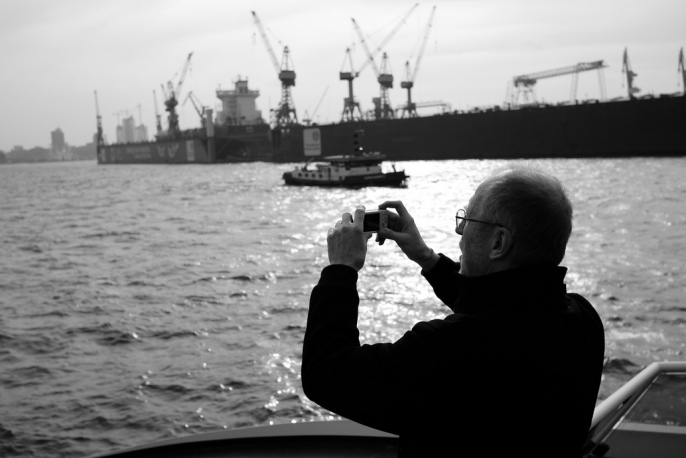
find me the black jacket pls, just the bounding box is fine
[302,254,605,457]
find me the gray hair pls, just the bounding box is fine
[477,164,573,266]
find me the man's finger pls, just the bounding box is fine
[353,205,366,229]
[378,200,408,218]
[378,227,396,241]
[387,212,400,231]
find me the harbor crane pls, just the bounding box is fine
[153,90,162,134]
[622,48,640,100]
[251,11,297,126]
[161,52,193,136]
[340,3,418,121]
[183,91,207,127]
[400,5,436,118]
[93,90,105,151]
[508,60,607,106]
[352,19,396,120]
[678,47,685,95]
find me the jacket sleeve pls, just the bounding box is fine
[421,253,461,308]
[301,264,453,435]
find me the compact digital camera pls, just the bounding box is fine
[362,209,389,233]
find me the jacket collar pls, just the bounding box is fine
[451,265,568,314]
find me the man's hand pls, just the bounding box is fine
[327,205,373,271]
[377,200,438,270]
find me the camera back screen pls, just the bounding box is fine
[363,213,381,232]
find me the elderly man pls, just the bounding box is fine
[302,165,605,457]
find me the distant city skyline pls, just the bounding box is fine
[1,0,684,152]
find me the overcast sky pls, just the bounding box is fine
[1,0,684,152]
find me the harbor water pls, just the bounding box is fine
[1,158,684,457]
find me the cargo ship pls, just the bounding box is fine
[96,52,686,165]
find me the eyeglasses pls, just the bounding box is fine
[455,209,508,232]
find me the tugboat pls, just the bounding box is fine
[282,130,408,188]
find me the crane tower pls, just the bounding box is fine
[251,11,298,126]
[339,48,364,122]
[374,53,395,120]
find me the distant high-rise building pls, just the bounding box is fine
[116,115,148,142]
[51,128,65,150]
[134,123,148,142]
[51,128,71,160]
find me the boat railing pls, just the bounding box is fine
[584,361,686,456]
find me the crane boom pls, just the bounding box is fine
[310,85,329,120]
[410,5,436,83]
[174,52,193,101]
[352,18,380,77]
[251,11,281,74]
[355,3,418,75]
[400,5,437,118]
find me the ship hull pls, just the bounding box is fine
[283,170,408,187]
[98,95,686,164]
[273,95,686,162]
[98,124,273,164]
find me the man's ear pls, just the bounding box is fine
[489,227,513,260]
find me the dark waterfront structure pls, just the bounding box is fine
[98,94,686,164]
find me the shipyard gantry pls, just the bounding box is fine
[508,61,607,107]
